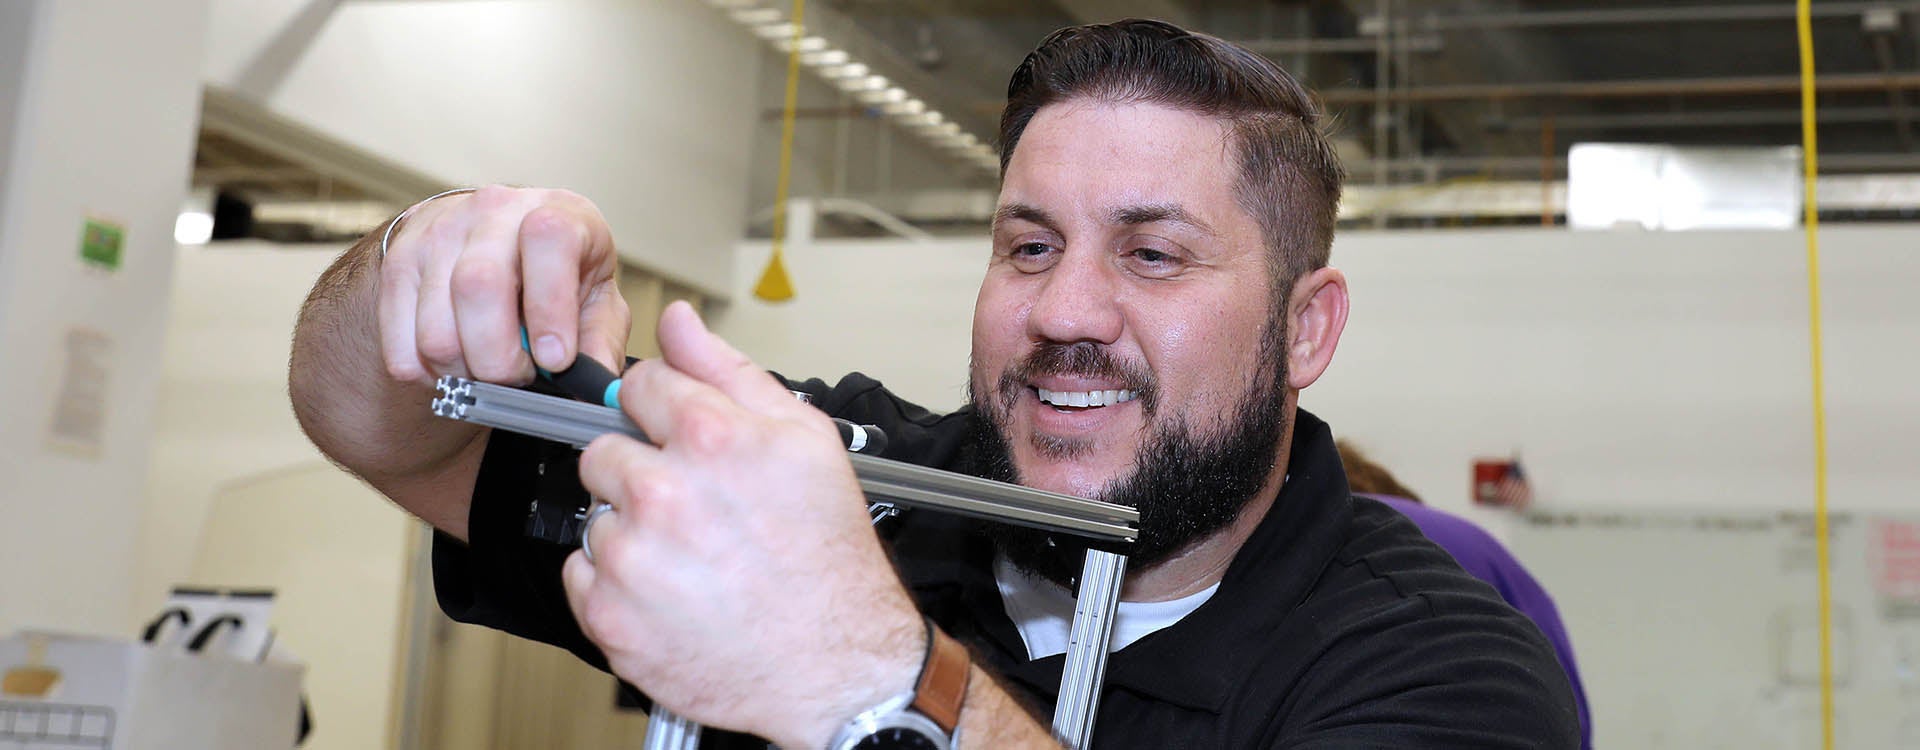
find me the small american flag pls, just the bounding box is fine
[1473,457,1534,509]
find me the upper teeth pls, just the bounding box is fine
[1036,388,1137,408]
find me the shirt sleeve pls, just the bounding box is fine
[431,427,610,671]
[1273,589,1583,750]
[1471,544,1594,749]
[778,372,973,467]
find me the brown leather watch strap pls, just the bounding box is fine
[911,619,971,734]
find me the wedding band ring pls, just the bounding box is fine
[581,502,616,565]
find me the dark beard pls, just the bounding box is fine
[963,320,1291,588]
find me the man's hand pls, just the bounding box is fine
[379,184,629,386]
[289,184,629,541]
[563,301,925,749]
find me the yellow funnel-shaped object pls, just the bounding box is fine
[3,635,60,698]
[754,247,794,302]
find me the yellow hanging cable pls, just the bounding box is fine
[1794,2,1835,748]
[753,0,807,302]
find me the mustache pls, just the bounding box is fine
[993,342,1159,415]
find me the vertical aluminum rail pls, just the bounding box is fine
[431,377,1137,749]
[1052,549,1126,748]
[642,710,699,750]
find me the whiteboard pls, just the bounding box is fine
[1506,509,1920,749]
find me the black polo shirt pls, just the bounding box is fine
[434,373,1580,748]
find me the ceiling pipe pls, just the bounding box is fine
[1237,35,1442,55]
[1497,106,1918,131]
[1315,72,1920,105]
[1347,152,1920,181]
[1412,2,1920,30]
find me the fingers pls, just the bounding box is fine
[450,207,533,383]
[561,548,597,630]
[580,433,667,517]
[568,433,677,656]
[653,301,799,415]
[413,214,468,379]
[377,247,427,384]
[520,201,608,372]
[375,185,624,385]
[576,278,633,376]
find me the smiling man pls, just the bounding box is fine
[290,19,1578,750]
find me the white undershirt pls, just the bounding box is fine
[993,552,1220,661]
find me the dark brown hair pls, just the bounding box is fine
[998,19,1344,300]
[1336,439,1423,503]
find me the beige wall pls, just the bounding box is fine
[712,226,1920,530]
[140,242,418,750]
[142,241,711,750]
[0,0,209,637]
[188,464,416,750]
[713,237,988,412]
[199,0,761,297]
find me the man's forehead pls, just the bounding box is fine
[1017,99,1236,157]
[992,199,1221,240]
[995,100,1241,230]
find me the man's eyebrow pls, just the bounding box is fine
[993,202,1056,231]
[1111,203,1218,238]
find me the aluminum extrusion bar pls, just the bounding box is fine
[431,376,1137,750]
[643,709,700,750]
[433,376,645,448]
[433,377,1139,542]
[1052,549,1126,748]
[850,454,1136,542]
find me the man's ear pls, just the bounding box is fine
[1285,267,1349,390]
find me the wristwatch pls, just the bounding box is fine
[827,618,971,750]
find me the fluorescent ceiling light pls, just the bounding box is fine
[858,86,907,105]
[729,8,782,25]
[801,49,850,67]
[882,98,926,116]
[717,7,998,175]
[775,36,830,53]
[838,74,889,93]
[174,211,213,245]
[820,62,868,79]
[899,111,944,128]
[752,22,798,40]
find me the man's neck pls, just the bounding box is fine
[1117,408,1296,602]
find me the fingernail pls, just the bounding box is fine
[535,334,566,369]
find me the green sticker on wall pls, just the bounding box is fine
[80,217,124,270]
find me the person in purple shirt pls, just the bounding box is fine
[1338,440,1594,749]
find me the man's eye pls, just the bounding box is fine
[1015,242,1052,257]
[1133,248,1171,264]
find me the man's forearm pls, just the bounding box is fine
[287,230,487,534]
[955,667,1066,749]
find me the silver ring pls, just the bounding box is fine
[378,187,477,263]
[580,502,616,565]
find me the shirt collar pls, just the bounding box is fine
[895,408,1354,714]
[1101,408,1353,712]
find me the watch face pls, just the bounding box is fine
[850,728,941,750]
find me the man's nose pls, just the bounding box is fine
[1027,252,1123,345]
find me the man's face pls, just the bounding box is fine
[969,100,1284,504]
